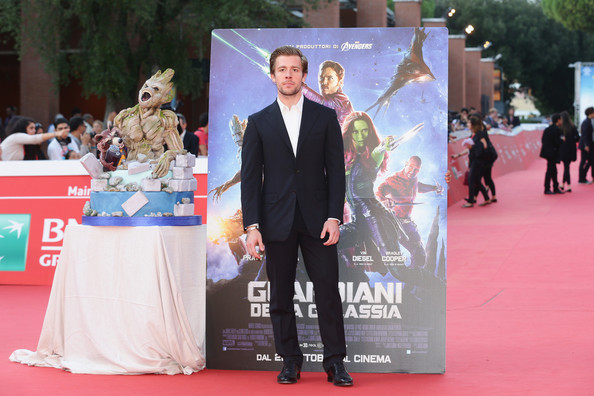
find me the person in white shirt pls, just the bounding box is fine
[47,118,78,160]
[1,116,69,161]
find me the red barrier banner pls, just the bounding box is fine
[0,160,208,285]
[447,126,544,205]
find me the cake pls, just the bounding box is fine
[80,152,201,226]
[79,68,201,226]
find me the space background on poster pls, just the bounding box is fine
[206,28,448,373]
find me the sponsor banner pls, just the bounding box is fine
[207,28,448,373]
[0,163,208,285]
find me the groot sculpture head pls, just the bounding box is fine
[138,69,175,109]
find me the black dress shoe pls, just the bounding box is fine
[326,362,353,386]
[544,190,555,195]
[553,188,564,194]
[277,361,301,384]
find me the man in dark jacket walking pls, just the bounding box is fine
[540,114,564,194]
[578,107,594,184]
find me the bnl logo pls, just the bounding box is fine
[0,214,31,272]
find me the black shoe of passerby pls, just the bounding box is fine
[544,190,555,195]
[553,189,564,194]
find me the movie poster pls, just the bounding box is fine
[206,28,448,373]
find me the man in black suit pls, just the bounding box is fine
[578,107,594,184]
[540,113,564,194]
[241,46,352,386]
[176,113,200,156]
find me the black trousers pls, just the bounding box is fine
[578,148,593,182]
[482,165,496,196]
[468,162,489,203]
[544,159,559,191]
[265,205,346,371]
[562,159,572,185]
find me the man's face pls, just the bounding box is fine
[271,55,306,97]
[556,117,563,127]
[403,159,421,179]
[319,67,342,96]
[56,123,70,138]
[352,119,369,150]
[179,118,187,131]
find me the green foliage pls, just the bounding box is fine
[0,0,304,108]
[437,0,594,114]
[421,0,436,19]
[543,0,594,32]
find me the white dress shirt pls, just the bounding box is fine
[277,94,304,156]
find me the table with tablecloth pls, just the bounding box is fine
[10,224,205,375]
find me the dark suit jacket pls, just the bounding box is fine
[540,124,562,162]
[183,130,200,156]
[507,115,520,128]
[241,97,345,243]
[580,118,593,150]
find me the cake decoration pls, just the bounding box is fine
[79,68,201,225]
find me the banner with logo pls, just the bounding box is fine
[0,162,208,285]
[206,28,448,373]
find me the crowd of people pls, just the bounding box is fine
[450,103,594,205]
[450,106,520,139]
[0,105,209,162]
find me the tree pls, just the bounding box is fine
[0,0,309,115]
[542,0,594,32]
[435,0,594,114]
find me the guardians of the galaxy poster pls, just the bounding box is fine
[206,28,448,373]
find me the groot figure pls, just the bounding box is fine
[114,68,185,177]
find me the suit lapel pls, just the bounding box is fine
[266,100,294,156]
[296,97,318,157]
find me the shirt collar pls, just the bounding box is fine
[277,92,304,113]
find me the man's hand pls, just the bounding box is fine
[81,133,92,145]
[321,219,340,246]
[246,229,265,259]
[586,146,590,153]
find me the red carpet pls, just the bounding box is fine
[2,160,593,395]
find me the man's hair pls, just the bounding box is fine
[585,107,594,117]
[83,113,94,123]
[409,155,422,166]
[176,113,186,124]
[69,116,85,131]
[269,46,308,75]
[489,107,497,114]
[319,60,344,80]
[460,107,469,114]
[551,113,561,124]
[54,117,69,128]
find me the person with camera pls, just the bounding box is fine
[47,118,78,160]
[0,116,68,161]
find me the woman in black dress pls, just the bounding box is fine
[559,111,580,192]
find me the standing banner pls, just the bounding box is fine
[574,62,594,125]
[206,28,448,373]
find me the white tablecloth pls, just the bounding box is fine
[10,224,206,375]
